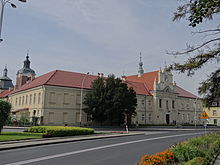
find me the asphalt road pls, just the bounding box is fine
[0,130,210,165]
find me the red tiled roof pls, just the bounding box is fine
[7,70,152,96]
[125,71,159,91]
[0,70,198,99]
[125,70,197,99]
[0,90,12,98]
[125,80,152,96]
[10,70,97,95]
[176,86,198,99]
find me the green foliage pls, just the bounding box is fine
[170,0,220,106]
[183,157,206,165]
[18,114,31,127]
[28,126,94,138]
[0,100,11,133]
[173,132,220,164]
[198,69,220,107]
[173,0,220,27]
[0,132,43,141]
[172,143,205,162]
[83,74,137,125]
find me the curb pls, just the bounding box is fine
[0,132,145,151]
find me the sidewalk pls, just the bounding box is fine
[214,153,220,165]
[0,131,145,151]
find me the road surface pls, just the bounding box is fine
[0,130,208,165]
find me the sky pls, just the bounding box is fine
[0,0,218,95]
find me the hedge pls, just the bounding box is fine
[28,126,94,138]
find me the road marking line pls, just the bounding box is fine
[4,132,202,165]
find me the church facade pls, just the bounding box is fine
[0,55,203,126]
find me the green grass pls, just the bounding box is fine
[0,132,43,141]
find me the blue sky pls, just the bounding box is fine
[0,0,218,95]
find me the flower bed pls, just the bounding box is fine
[139,148,174,165]
[138,132,220,165]
[28,126,94,138]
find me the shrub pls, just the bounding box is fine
[0,100,11,134]
[172,143,205,162]
[173,132,220,164]
[28,126,94,137]
[183,157,206,165]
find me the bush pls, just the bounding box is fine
[173,132,220,164]
[28,126,94,137]
[183,157,206,165]
[0,100,11,133]
[172,143,205,162]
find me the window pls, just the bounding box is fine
[187,114,190,121]
[19,97,21,105]
[29,94,32,105]
[49,112,54,123]
[15,98,18,105]
[76,112,80,122]
[182,114,185,121]
[64,93,70,104]
[26,95,28,104]
[166,100,169,109]
[38,93,41,104]
[142,114,145,121]
[33,93,36,104]
[213,110,217,116]
[49,92,56,104]
[172,100,175,109]
[22,96,24,105]
[181,103,184,109]
[76,94,81,105]
[63,112,68,123]
[148,100,152,106]
[141,99,145,106]
[159,99,162,108]
[148,114,151,121]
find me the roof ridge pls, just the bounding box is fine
[44,70,58,85]
[143,82,152,96]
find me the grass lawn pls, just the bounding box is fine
[0,132,43,141]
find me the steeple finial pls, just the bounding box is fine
[138,52,144,77]
[3,65,8,77]
[24,50,30,69]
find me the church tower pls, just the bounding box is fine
[0,65,13,92]
[16,53,36,89]
[138,52,144,77]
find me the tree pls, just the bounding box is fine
[170,0,220,107]
[83,74,137,126]
[83,77,107,125]
[0,100,11,134]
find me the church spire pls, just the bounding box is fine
[138,52,144,77]
[3,65,7,77]
[23,50,30,69]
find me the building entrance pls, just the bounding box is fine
[166,114,170,125]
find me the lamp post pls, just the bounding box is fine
[79,72,89,127]
[194,97,198,129]
[0,0,26,42]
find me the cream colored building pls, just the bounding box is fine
[0,55,203,126]
[204,105,220,126]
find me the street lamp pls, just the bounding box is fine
[194,97,198,129]
[79,72,89,127]
[0,0,26,42]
